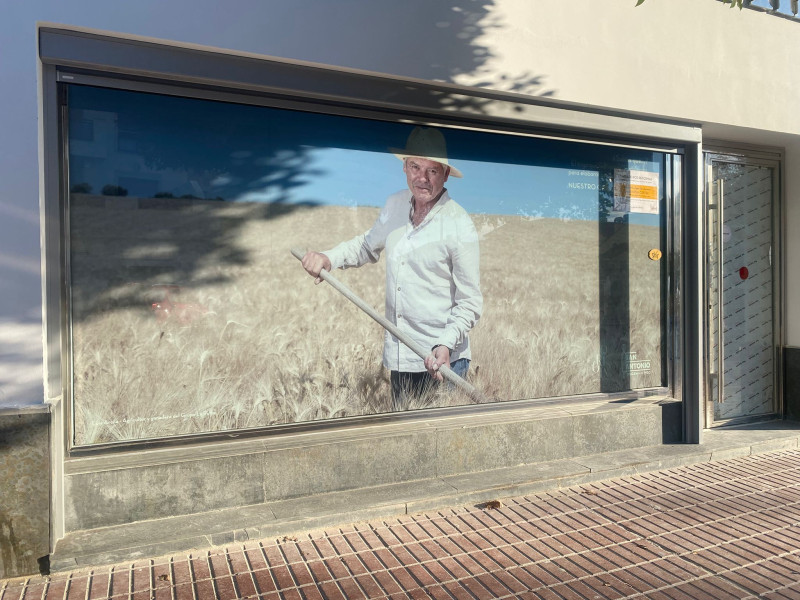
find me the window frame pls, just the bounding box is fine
[39,25,701,454]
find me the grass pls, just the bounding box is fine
[69,195,664,444]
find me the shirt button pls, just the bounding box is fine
[397,287,401,291]
[398,314,402,319]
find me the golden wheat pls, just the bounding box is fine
[69,196,663,444]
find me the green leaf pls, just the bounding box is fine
[635,0,646,5]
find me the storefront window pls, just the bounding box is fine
[67,84,672,446]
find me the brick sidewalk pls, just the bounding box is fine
[3,449,800,599]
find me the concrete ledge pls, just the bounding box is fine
[51,418,800,571]
[0,403,50,417]
[62,395,678,531]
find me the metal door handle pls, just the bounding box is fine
[716,179,724,403]
[707,178,724,403]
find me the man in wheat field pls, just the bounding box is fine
[301,126,482,407]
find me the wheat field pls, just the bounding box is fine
[69,195,664,444]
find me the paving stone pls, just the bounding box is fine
[16,447,800,599]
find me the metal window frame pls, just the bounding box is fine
[38,24,703,456]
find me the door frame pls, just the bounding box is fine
[702,142,784,428]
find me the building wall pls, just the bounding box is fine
[1,0,798,409]
[0,410,50,578]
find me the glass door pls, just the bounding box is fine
[706,154,780,425]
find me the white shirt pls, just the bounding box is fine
[325,189,482,372]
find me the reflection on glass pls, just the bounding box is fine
[709,163,774,421]
[67,84,670,445]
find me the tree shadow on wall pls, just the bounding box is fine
[67,0,556,325]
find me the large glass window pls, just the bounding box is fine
[66,84,673,446]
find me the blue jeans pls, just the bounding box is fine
[390,358,470,410]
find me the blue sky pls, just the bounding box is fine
[750,0,795,13]
[68,85,665,225]
[289,148,606,220]
[284,149,662,225]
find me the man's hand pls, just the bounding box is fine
[425,345,450,381]
[301,251,332,285]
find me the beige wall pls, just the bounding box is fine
[455,0,798,136]
[450,0,800,345]
[782,140,799,347]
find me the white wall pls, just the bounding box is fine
[2,0,799,406]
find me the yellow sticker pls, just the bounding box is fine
[648,249,663,261]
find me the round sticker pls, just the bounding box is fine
[739,266,749,280]
[723,224,732,243]
[648,249,663,261]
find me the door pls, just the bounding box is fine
[706,154,780,425]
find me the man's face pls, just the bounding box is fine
[404,157,450,204]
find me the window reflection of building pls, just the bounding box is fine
[69,104,202,200]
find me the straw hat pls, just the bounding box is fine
[390,127,463,178]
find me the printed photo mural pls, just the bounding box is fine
[66,85,670,445]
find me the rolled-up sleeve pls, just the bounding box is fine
[324,197,404,270]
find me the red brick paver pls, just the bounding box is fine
[3,449,800,599]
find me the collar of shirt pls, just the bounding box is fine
[408,188,449,230]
